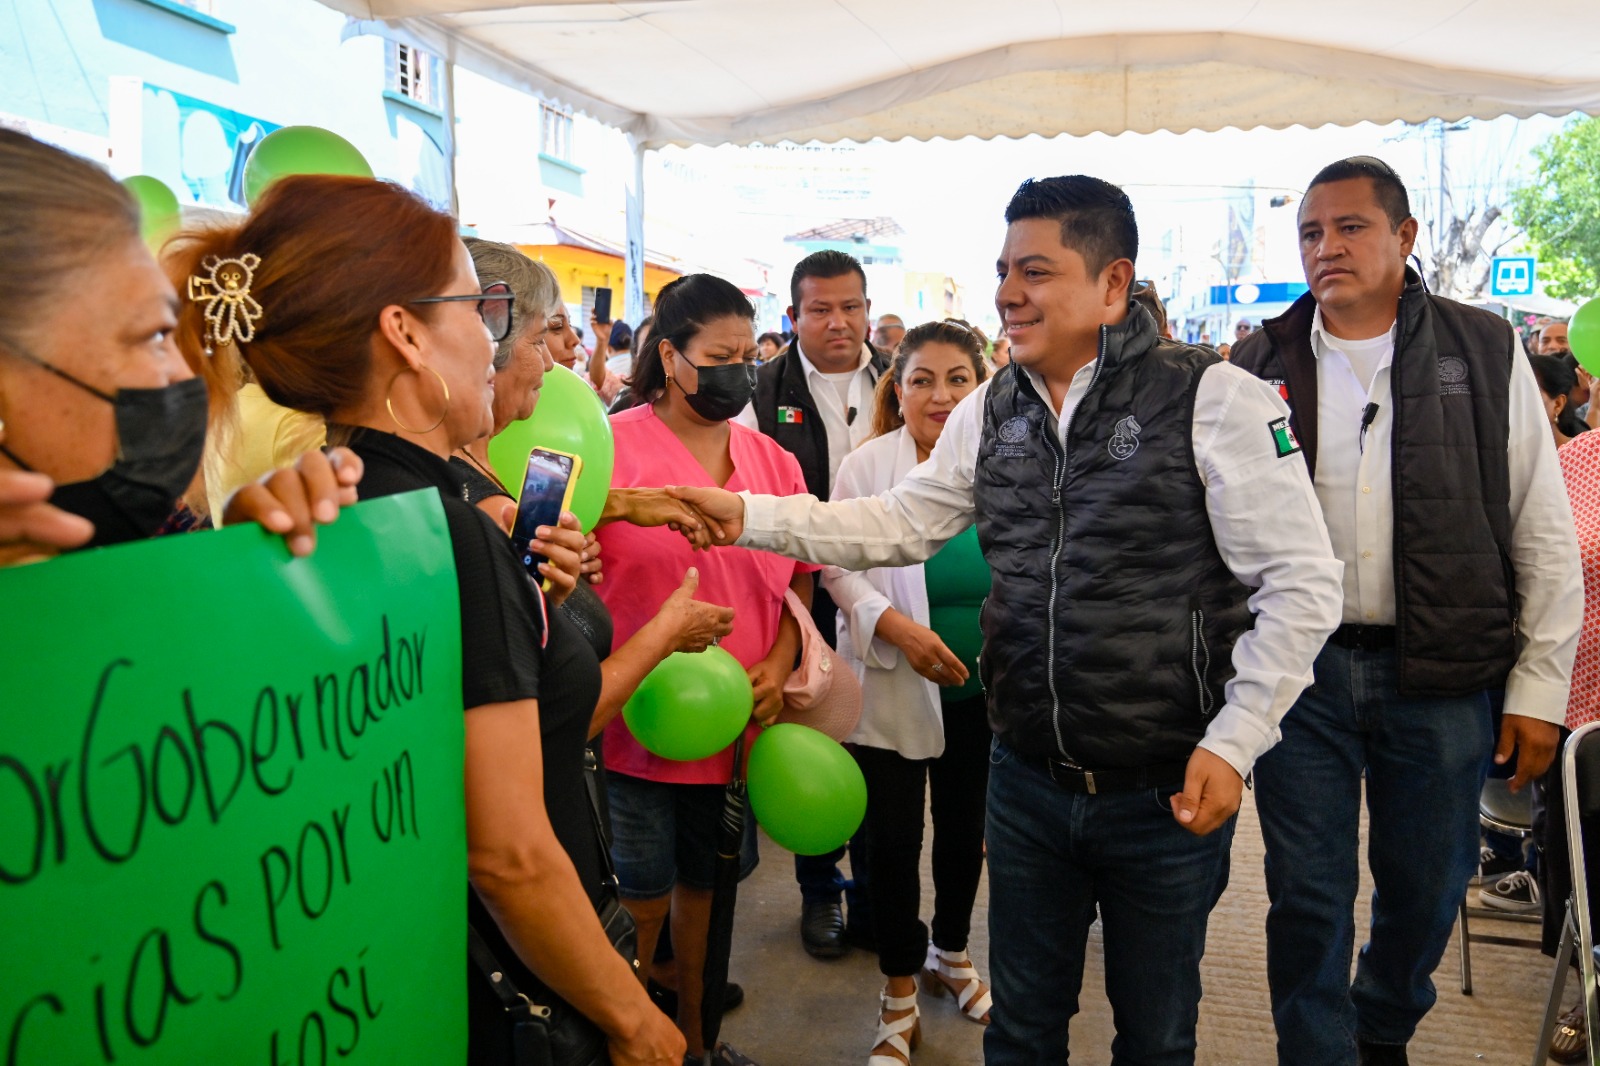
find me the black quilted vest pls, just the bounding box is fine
[752,342,889,500]
[973,306,1255,768]
[1230,275,1516,696]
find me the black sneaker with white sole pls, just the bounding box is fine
[1479,869,1541,915]
[1472,845,1523,885]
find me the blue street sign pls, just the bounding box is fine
[1489,256,1537,298]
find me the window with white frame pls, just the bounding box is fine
[387,41,442,110]
[541,103,574,162]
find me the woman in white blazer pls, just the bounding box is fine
[823,321,994,1066]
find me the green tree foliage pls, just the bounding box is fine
[1511,116,1600,301]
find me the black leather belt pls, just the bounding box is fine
[1015,751,1188,795]
[1328,624,1396,651]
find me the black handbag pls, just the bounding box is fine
[469,750,637,1066]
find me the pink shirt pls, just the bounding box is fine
[1560,431,1600,730]
[598,404,816,784]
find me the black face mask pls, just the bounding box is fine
[0,351,208,548]
[673,357,756,422]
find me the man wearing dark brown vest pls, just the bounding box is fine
[1232,156,1581,1066]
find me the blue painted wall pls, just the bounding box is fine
[0,0,449,209]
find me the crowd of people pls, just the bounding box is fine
[4,125,1600,1066]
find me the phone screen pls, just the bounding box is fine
[510,450,575,580]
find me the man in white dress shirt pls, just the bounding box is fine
[671,175,1345,1064]
[1231,156,1582,1066]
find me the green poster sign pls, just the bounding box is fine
[0,491,466,1066]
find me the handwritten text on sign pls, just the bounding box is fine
[0,492,466,1066]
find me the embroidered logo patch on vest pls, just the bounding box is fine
[994,415,1031,458]
[1438,356,1471,396]
[777,406,805,424]
[1265,378,1290,403]
[1269,417,1301,458]
[1108,414,1142,461]
[999,416,1029,444]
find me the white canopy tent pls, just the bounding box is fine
[317,0,1600,313]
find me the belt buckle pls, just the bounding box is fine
[1051,755,1094,794]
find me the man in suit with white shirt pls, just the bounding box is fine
[1231,156,1582,1066]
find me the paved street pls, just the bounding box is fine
[715,788,1565,1065]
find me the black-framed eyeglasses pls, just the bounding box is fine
[410,281,515,343]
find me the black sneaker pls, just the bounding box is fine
[1480,870,1541,915]
[1472,845,1522,885]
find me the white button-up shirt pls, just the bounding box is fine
[737,359,1345,777]
[735,342,877,489]
[1311,314,1398,624]
[1309,308,1581,723]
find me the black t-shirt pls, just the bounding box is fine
[448,455,615,662]
[344,431,606,1056]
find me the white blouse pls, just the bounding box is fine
[822,427,947,760]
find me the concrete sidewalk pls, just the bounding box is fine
[711,789,1566,1065]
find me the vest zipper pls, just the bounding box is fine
[1190,602,1215,717]
[1040,329,1107,759]
[1389,288,1414,689]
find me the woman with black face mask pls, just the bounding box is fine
[595,274,813,1061]
[0,130,358,567]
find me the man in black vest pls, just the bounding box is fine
[735,250,889,959]
[1231,157,1581,1066]
[670,176,1344,1065]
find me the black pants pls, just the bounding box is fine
[855,693,991,977]
[1535,725,1600,954]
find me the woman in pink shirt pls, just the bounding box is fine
[597,274,812,1060]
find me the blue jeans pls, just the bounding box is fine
[1255,644,1492,1064]
[983,741,1236,1065]
[793,840,871,923]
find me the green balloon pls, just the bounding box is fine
[489,364,615,532]
[243,126,374,206]
[747,724,867,856]
[1572,299,1600,378]
[621,648,752,762]
[928,606,983,699]
[120,175,181,250]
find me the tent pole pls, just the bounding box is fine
[624,137,646,324]
[443,58,460,218]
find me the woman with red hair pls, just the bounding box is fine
[166,174,685,1066]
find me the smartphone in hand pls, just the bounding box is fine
[593,287,613,325]
[510,447,583,590]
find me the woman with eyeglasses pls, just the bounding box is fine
[0,130,355,568]
[452,239,735,739]
[596,273,813,1062]
[823,321,993,1066]
[166,175,685,1066]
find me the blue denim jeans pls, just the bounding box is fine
[1254,643,1492,1064]
[794,840,872,923]
[983,740,1236,1065]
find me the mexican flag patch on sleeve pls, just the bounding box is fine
[1269,416,1301,458]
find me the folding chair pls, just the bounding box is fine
[1530,722,1600,1066]
[1458,776,1541,995]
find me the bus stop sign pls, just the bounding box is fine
[1490,256,1536,298]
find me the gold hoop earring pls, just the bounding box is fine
[386,365,451,435]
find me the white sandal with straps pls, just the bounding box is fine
[920,944,993,1025]
[868,988,920,1066]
